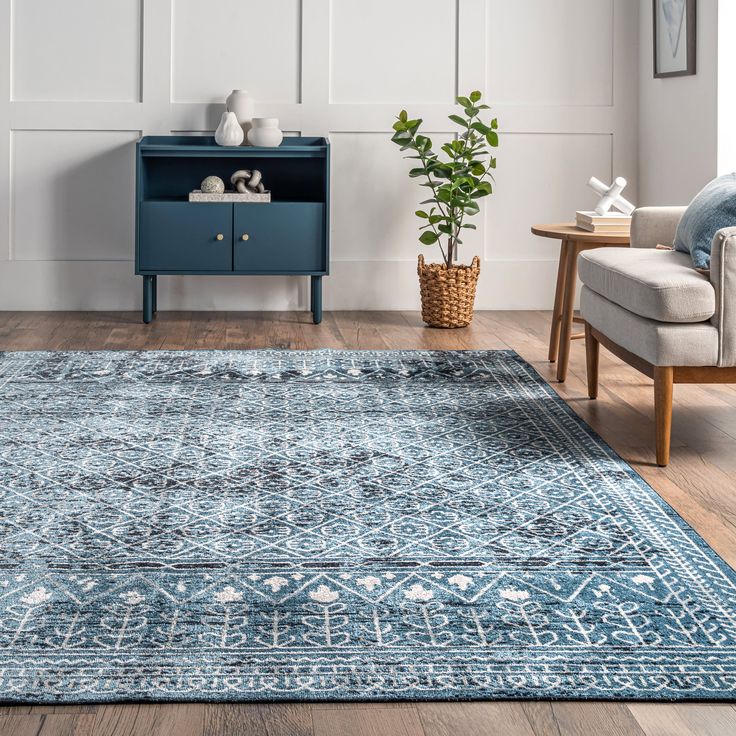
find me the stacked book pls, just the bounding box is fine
[576,210,631,233]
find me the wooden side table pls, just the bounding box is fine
[531,224,630,382]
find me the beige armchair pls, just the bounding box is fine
[579,207,736,466]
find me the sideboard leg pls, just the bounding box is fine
[152,275,158,314]
[142,275,154,324]
[311,275,322,325]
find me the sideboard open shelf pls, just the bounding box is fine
[135,135,330,323]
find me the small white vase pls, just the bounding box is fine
[226,89,254,144]
[247,117,283,148]
[214,111,244,147]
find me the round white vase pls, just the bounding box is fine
[214,111,244,147]
[248,118,283,148]
[226,89,254,143]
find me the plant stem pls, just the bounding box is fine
[416,151,450,267]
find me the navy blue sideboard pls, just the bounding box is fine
[135,136,330,323]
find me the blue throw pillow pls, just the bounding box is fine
[674,173,736,269]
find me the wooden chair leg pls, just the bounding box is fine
[653,366,674,467]
[584,322,599,399]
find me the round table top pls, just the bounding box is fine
[531,223,630,245]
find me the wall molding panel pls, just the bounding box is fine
[0,0,639,310]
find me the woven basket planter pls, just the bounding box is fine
[417,254,480,328]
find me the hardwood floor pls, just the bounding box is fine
[1,310,735,736]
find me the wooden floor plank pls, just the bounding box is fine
[520,702,563,736]
[0,713,96,736]
[547,703,646,736]
[311,706,424,736]
[417,701,536,736]
[90,703,205,736]
[629,703,736,736]
[203,703,313,736]
[0,310,734,736]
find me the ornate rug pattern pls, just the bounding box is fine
[1,349,735,703]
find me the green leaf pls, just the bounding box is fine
[392,121,406,132]
[471,121,490,135]
[415,134,433,152]
[456,96,472,107]
[419,231,439,245]
[486,131,499,147]
[448,114,466,126]
[428,215,443,224]
[471,164,485,176]
[491,118,498,129]
[471,182,492,198]
[408,167,426,178]
[469,90,482,103]
[464,107,479,117]
[462,224,477,229]
[415,210,428,219]
[399,109,408,122]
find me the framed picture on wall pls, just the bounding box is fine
[653,0,696,78]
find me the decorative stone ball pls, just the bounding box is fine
[201,176,225,194]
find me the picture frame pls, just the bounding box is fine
[653,0,696,78]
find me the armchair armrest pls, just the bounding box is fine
[710,226,736,367]
[631,206,686,249]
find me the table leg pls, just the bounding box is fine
[142,276,154,324]
[556,241,580,382]
[548,239,569,362]
[311,275,322,325]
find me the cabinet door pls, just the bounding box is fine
[139,202,232,272]
[234,203,324,273]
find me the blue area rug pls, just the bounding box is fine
[0,349,735,703]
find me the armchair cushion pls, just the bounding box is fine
[581,287,719,366]
[579,248,715,323]
[674,173,736,269]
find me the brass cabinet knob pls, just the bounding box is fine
[216,233,224,241]
[241,233,250,241]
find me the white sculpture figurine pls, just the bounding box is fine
[588,176,635,216]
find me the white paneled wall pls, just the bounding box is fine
[0,0,639,311]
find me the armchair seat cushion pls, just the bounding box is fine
[581,287,719,366]
[578,248,715,323]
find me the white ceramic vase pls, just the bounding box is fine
[226,89,254,143]
[214,111,244,147]
[248,118,283,148]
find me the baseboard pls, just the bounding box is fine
[0,259,581,311]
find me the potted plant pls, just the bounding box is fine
[391,91,498,328]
